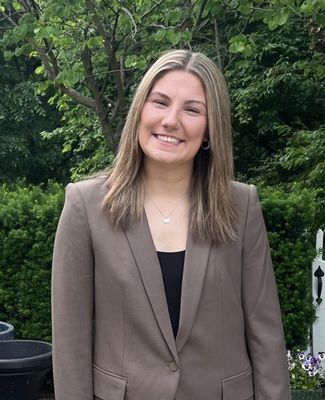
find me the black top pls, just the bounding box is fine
[157,250,185,338]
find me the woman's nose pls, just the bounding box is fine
[161,108,180,129]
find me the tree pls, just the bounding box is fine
[1,0,323,151]
[0,52,70,183]
[1,0,195,150]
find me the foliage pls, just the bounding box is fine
[40,104,115,181]
[278,128,325,229]
[259,185,317,349]
[0,0,323,151]
[0,0,197,149]
[1,0,323,184]
[0,0,323,348]
[228,20,324,184]
[0,180,318,347]
[279,128,325,190]
[0,53,70,184]
[0,181,64,341]
[287,350,325,390]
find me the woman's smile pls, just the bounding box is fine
[153,134,184,145]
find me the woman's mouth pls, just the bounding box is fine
[154,134,183,144]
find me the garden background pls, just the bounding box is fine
[0,0,324,355]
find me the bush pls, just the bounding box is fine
[259,185,317,349]
[0,181,317,348]
[0,181,64,341]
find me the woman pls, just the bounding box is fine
[52,50,291,400]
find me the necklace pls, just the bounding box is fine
[147,189,185,224]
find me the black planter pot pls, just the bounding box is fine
[0,340,52,400]
[0,322,14,341]
[291,389,324,399]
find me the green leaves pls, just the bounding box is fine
[229,34,254,56]
[125,54,147,69]
[260,185,317,349]
[56,65,84,87]
[0,181,64,341]
[263,7,290,30]
[166,29,182,45]
[167,9,183,24]
[154,29,165,41]
[3,50,13,61]
[12,0,21,11]
[14,43,33,57]
[86,36,103,49]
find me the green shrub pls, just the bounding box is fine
[0,181,317,348]
[0,181,64,341]
[259,185,317,350]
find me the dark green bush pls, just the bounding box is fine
[0,181,64,341]
[0,181,317,348]
[259,185,317,350]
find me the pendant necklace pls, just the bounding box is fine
[147,189,185,224]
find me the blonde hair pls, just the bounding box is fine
[102,49,236,244]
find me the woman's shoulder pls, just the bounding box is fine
[231,180,253,195]
[72,174,108,190]
[231,180,259,214]
[66,174,109,204]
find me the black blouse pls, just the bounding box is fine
[157,250,185,338]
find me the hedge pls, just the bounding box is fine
[0,181,317,349]
[259,185,317,350]
[0,181,64,341]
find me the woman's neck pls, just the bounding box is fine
[143,160,192,199]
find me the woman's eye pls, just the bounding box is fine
[153,100,167,106]
[185,108,200,114]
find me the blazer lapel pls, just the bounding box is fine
[176,234,211,352]
[123,215,178,361]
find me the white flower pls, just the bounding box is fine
[288,362,296,371]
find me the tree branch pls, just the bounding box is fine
[59,86,97,110]
[36,44,97,111]
[121,6,137,37]
[84,0,125,122]
[214,18,223,71]
[192,0,209,32]
[140,0,165,20]
[81,45,114,145]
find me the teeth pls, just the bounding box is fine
[156,134,181,144]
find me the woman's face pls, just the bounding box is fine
[138,70,208,169]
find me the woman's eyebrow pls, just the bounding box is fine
[148,91,169,99]
[149,91,207,108]
[185,100,207,109]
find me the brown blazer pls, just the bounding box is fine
[51,176,291,400]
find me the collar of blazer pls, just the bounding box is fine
[123,213,211,361]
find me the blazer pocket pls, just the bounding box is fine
[221,367,254,400]
[93,364,127,400]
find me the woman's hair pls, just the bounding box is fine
[102,49,236,244]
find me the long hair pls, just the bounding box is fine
[102,49,236,244]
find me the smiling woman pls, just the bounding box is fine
[52,50,291,400]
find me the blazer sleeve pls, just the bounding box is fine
[51,183,94,400]
[242,185,291,400]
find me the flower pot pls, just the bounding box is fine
[0,340,52,400]
[0,322,14,341]
[291,389,323,400]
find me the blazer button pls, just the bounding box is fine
[168,362,178,371]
